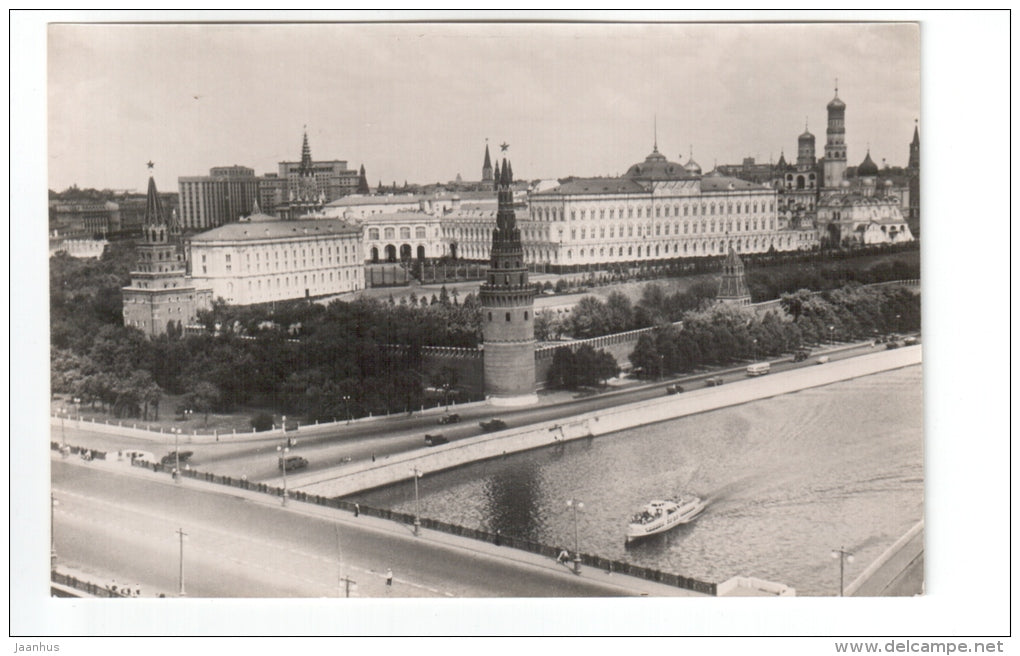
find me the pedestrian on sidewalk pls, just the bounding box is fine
[385,568,393,586]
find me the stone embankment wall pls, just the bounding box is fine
[295,345,922,498]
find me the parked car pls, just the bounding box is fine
[424,433,449,446]
[793,350,810,362]
[124,450,156,463]
[437,413,461,425]
[903,336,918,346]
[479,418,508,432]
[705,376,725,387]
[278,455,308,472]
[666,384,685,395]
[160,450,194,465]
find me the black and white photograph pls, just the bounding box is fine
[11,10,1012,645]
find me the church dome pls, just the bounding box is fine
[799,129,815,142]
[827,93,846,111]
[624,145,686,180]
[683,157,702,176]
[858,151,879,177]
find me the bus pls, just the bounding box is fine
[746,362,771,377]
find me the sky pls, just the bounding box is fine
[47,20,920,193]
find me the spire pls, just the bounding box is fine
[300,127,312,173]
[912,119,920,145]
[483,141,492,169]
[357,164,370,194]
[143,163,165,226]
[493,160,500,191]
[653,115,659,152]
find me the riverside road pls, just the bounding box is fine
[52,457,697,598]
[53,338,897,485]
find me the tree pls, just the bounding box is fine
[184,381,221,426]
[604,291,634,334]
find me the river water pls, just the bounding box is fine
[352,365,923,596]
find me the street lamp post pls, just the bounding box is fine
[410,468,423,536]
[831,546,855,596]
[829,325,835,347]
[277,444,289,506]
[342,396,351,423]
[173,428,182,483]
[752,338,758,362]
[59,409,68,456]
[177,527,188,596]
[50,494,58,573]
[566,498,584,574]
[73,397,81,420]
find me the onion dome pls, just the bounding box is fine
[858,150,879,177]
[799,129,815,142]
[827,91,846,111]
[683,156,702,176]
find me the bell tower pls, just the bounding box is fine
[823,82,848,189]
[479,151,538,406]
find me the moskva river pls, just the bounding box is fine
[353,365,923,596]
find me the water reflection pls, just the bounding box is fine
[352,366,923,595]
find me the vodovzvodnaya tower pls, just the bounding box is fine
[479,156,538,406]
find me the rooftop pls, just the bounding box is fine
[190,218,360,242]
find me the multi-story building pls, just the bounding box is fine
[48,200,120,238]
[526,143,806,272]
[358,212,446,263]
[178,165,261,231]
[186,205,364,305]
[266,131,361,219]
[122,167,210,337]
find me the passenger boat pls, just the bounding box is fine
[625,497,706,543]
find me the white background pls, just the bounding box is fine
[7,8,1014,650]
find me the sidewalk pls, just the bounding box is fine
[56,453,705,598]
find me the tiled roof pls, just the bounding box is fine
[534,178,648,196]
[325,195,419,207]
[190,218,360,242]
[700,175,767,191]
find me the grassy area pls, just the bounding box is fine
[52,393,272,436]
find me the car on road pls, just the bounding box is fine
[160,450,194,465]
[424,433,449,446]
[886,341,902,350]
[816,356,830,364]
[437,413,461,425]
[903,336,918,346]
[479,418,508,432]
[705,376,725,387]
[124,450,156,463]
[278,455,308,472]
[793,349,810,362]
[666,384,685,395]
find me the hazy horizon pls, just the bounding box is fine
[48,21,919,193]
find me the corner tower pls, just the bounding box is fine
[823,83,848,189]
[479,155,538,406]
[122,163,201,337]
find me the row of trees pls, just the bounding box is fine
[545,345,620,390]
[628,283,921,378]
